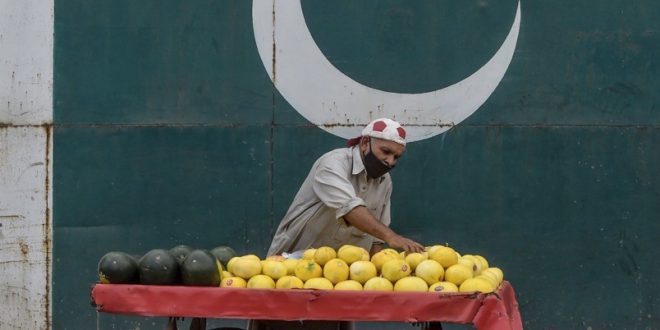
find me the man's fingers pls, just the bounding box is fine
[388,235,425,253]
[403,240,424,252]
[406,240,424,253]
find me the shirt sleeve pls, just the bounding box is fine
[372,179,392,244]
[380,182,392,227]
[312,154,366,220]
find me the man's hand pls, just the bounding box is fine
[345,206,425,253]
[384,233,424,253]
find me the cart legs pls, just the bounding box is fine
[419,322,443,330]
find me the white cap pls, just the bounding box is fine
[361,118,407,146]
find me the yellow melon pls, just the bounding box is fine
[304,277,334,290]
[247,274,275,289]
[363,277,393,291]
[444,264,473,286]
[459,277,495,293]
[313,246,337,266]
[371,250,399,272]
[381,259,412,282]
[334,280,363,291]
[404,252,427,271]
[220,276,246,288]
[393,276,429,292]
[323,258,349,284]
[349,260,378,284]
[232,257,262,280]
[261,260,288,280]
[275,275,304,289]
[429,246,458,268]
[337,245,364,265]
[428,281,458,293]
[294,259,322,281]
[414,259,444,285]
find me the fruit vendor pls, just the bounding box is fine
[251,118,424,330]
[268,118,424,257]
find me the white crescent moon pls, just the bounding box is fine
[253,0,521,142]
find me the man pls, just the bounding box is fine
[248,118,425,330]
[268,117,424,257]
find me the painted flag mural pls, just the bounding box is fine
[1,0,659,329]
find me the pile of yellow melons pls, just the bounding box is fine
[220,244,504,294]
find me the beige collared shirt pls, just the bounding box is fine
[267,146,392,256]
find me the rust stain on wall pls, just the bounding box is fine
[271,0,277,83]
[43,123,51,329]
[0,124,53,328]
[19,241,29,257]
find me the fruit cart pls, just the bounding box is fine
[91,281,522,330]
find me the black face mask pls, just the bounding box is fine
[363,140,393,179]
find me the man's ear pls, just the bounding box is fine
[359,136,370,152]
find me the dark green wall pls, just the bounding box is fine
[54,0,660,329]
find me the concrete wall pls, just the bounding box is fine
[0,0,53,329]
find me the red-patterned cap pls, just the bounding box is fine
[346,118,407,147]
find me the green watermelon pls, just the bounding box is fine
[169,245,193,265]
[210,246,237,268]
[181,249,222,286]
[97,251,138,284]
[138,249,180,285]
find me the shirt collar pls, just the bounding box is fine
[351,146,365,175]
